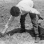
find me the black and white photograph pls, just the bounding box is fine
[0,0,44,44]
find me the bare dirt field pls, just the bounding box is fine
[0,0,44,44]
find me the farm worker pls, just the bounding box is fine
[2,0,43,41]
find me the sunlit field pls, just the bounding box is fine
[0,0,44,44]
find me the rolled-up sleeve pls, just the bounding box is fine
[29,8,40,14]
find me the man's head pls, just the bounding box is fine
[10,6,20,17]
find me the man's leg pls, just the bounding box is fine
[29,13,40,40]
[20,13,27,33]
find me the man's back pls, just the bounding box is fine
[16,0,34,8]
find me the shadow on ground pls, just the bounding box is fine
[5,28,44,40]
[5,28,35,37]
[0,27,44,40]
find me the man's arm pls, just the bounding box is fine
[30,8,40,14]
[2,15,15,34]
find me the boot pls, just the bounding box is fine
[34,33,40,43]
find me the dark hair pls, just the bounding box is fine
[10,6,20,17]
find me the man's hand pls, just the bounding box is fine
[1,15,12,34]
[38,19,43,24]
[1,24,8,34]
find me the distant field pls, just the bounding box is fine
[0,0,44,34]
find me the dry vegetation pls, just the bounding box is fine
[0,0,44,44]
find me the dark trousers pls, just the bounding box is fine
[20,13,40,37]
[20,13,27,30]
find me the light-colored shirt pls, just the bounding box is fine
[16,0,40,15]
[16,0,34,8]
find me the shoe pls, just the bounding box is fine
[35,36,40,43]
[35,37,40,43]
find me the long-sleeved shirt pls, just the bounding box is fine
[16,0,40,15]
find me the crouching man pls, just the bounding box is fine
[1,0,43,42]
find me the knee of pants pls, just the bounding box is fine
[20,15,25,22]
[29,13,36,19]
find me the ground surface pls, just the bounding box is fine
[0,0,44,44]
